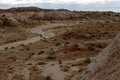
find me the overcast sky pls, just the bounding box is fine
[0,0,120,12]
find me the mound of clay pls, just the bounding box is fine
[79,33,120,80]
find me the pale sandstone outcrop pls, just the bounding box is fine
[79,33,120,80]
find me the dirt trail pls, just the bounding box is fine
[41,57,95,80]
[0,22,79,51]
[0,36,41,50]
[0,25,56,50]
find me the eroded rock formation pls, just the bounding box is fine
[79,33,120,80]
[0,7,119,26]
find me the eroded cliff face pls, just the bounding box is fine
[0,7,119,26]
[0,7,81,26]
[79,33,120,80]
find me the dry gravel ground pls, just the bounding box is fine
[0,20,120,80]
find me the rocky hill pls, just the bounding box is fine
[0,7,120,26]
[79,33,120,80]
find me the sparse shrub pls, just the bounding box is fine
[88,46,95,51]
[26,47,30,51]
[61,66,70,72]
[38,51,45,55]
[54,39,57,41]
[40,38,47,42]
[29,42,32,45]
[65,42,70,44]
[9,56,16,61]
[78,68,84,72]
[27,63,32,65]
[36,61,46,65]
[115,14,119,17]
[75,44,79,48]
[98,44,103,48]
[46,76,52,80]
[43,37,46,39]
[62,68,69,72]
[74,54,77,56]
[105,21,110,23]
[104,32,109,34]
[58,60,62,64]
[47,55,56,60]
[55,42,61,46]
[84,58,92,64]
[11,46,15,49]
[31,53,35,55]
[50,48,53,50]
[12,74,24,80]
[75,44,80,50]
[5,47,8,50]
[30,66,39,72]
[39,34,43,38]
[86,26,90,29]
[20,44,25,47]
